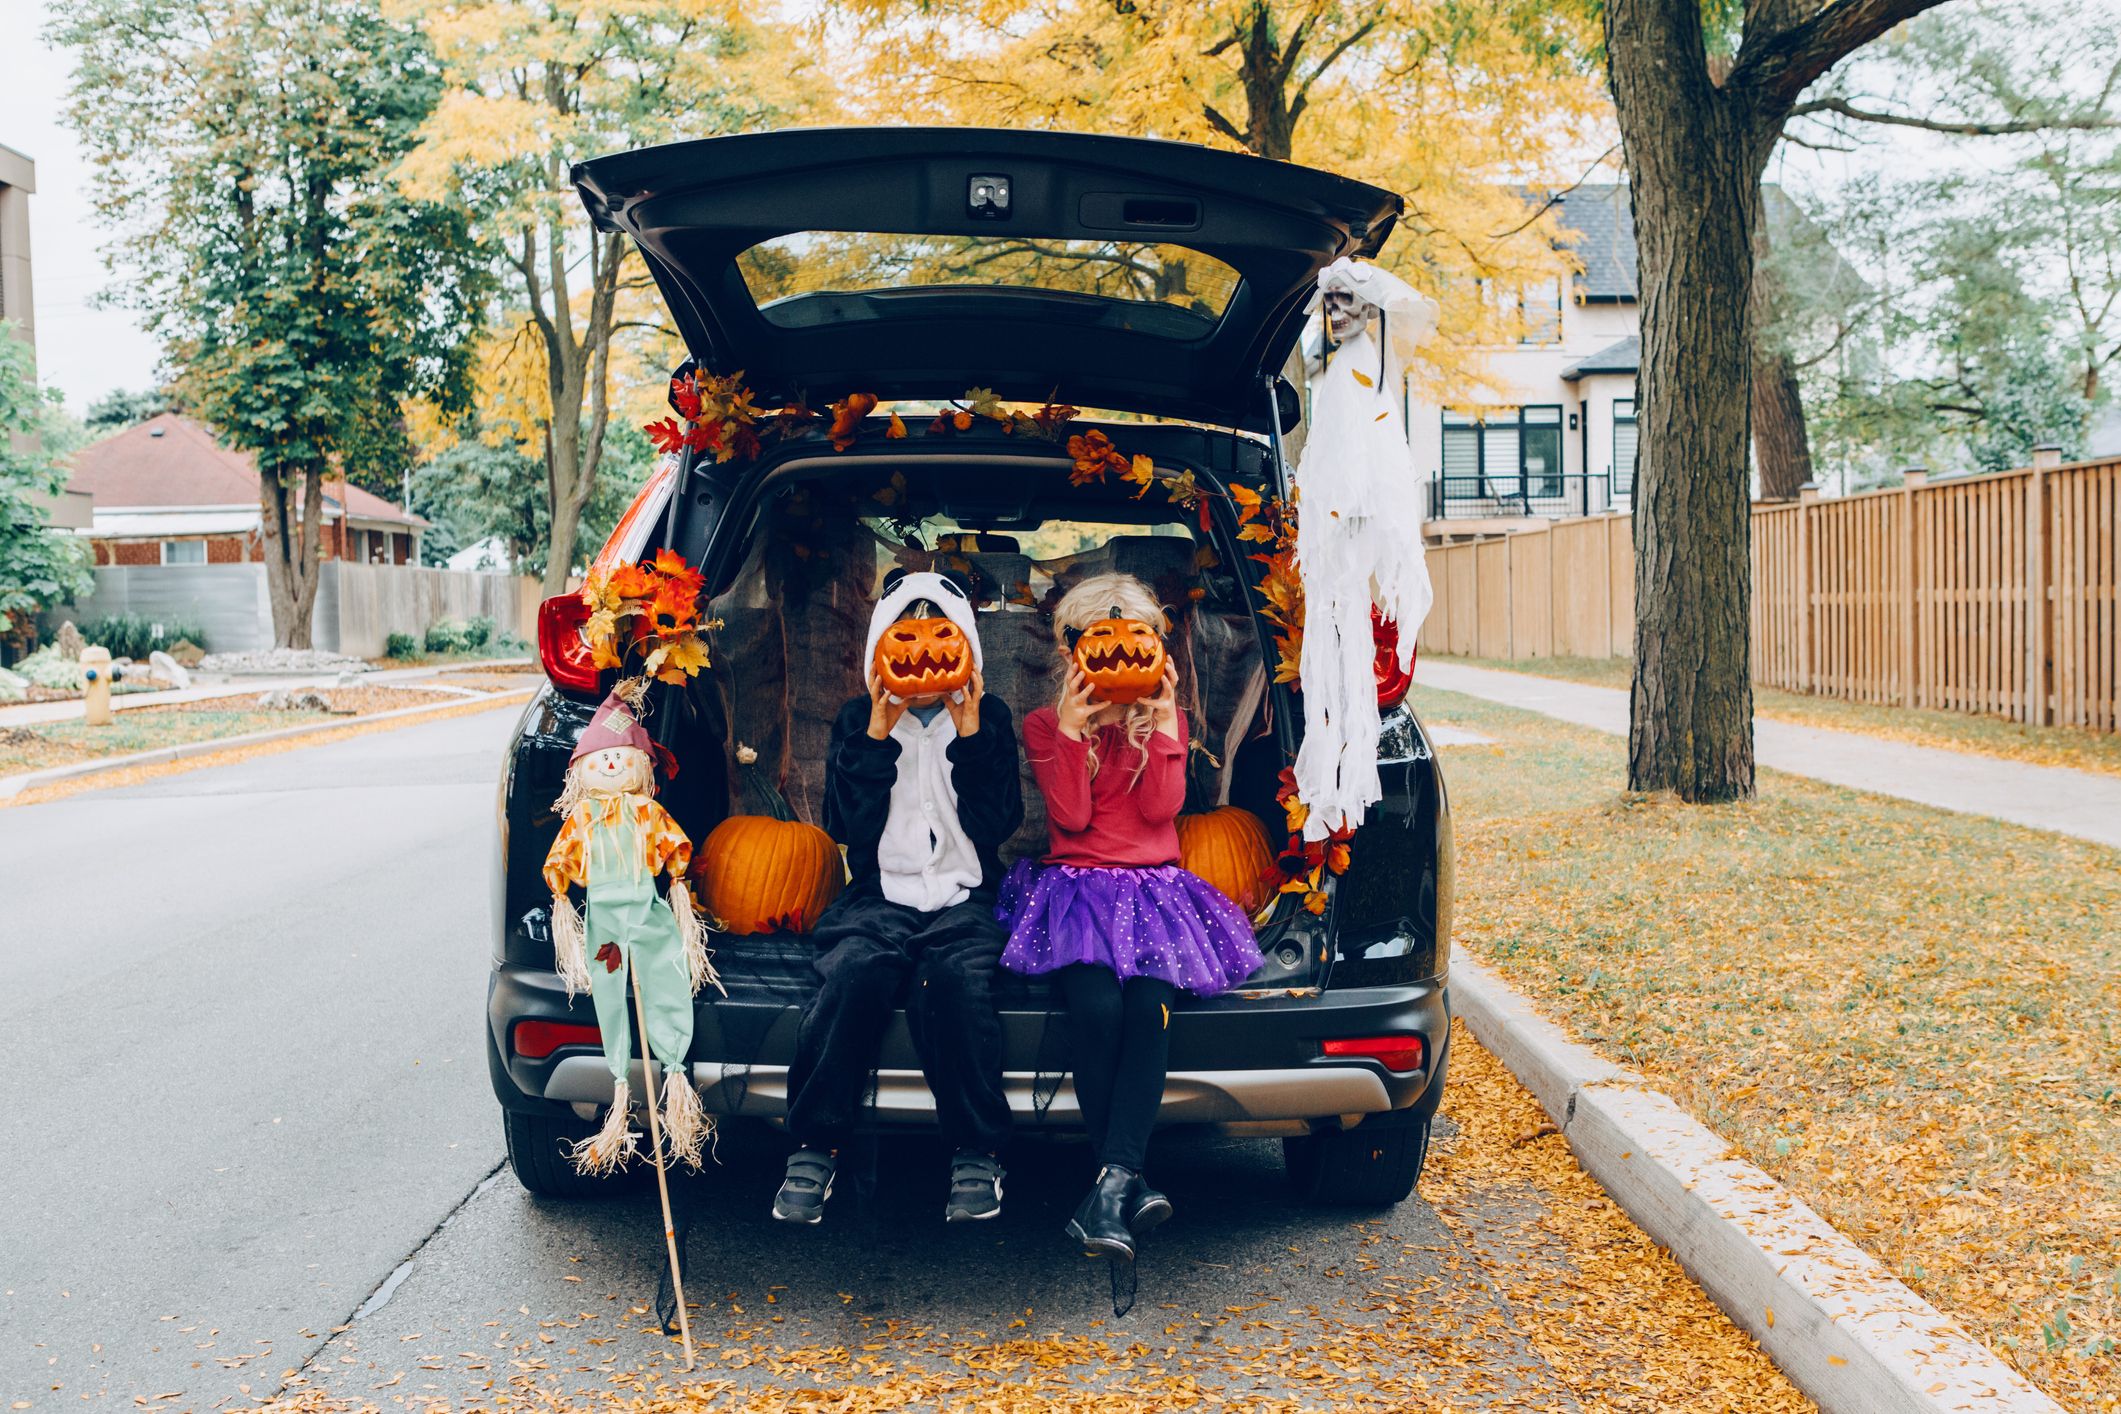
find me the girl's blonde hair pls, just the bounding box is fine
[1052,572,1169,782]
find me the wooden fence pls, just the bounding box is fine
[1417,451,2119,731]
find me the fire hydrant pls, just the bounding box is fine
[81,645,114,726]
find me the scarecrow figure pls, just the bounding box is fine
[543,688,721,1174]
[1291,256,1439,839]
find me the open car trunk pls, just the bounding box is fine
[648,432,1313,1000]
[571,128,1403,430]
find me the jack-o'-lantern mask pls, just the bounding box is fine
[873,612,973,700]
[1073,617,1167,703]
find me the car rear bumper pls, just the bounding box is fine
[488,961,1450,1136]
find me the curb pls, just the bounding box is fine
[0,692,534,801]
[1450,954,2062,1414]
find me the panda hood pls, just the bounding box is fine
[862,570,983,694]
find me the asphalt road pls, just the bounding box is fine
[1,704,1646,1411]
[1,706,522,1409]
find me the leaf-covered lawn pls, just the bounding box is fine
[1431,654,2121,779]
[0,687,459,774]
[1416,683,2121,1409]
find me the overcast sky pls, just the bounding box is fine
[1,0,162,415]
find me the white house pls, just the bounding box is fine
[1408,183,1641,539]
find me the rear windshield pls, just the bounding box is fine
[737,233,1241,325]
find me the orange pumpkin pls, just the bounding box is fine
[873,613,974,699]
[1177,806,1277,915]
[1073,617,1166,703]
[691,815,844,935]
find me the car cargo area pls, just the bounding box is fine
[642,450,1302,994]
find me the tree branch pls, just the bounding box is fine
[1730,0,1954,112]
[1789,94,2121,135]
[1199,102,1246,146]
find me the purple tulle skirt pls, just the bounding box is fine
[996,859,1265,997]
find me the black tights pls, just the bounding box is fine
[1057,964,1175,1172]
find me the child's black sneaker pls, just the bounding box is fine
[943,1150,1005,1223]
[772,1148,836,1225]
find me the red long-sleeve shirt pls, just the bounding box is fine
[1022,705,1188,867]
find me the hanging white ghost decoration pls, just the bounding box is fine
[1290,257,1439,840]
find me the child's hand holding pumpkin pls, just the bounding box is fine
[945,666,984,738]
[867,675,911,740]
[1056,663,1098,742]
[1147,659,1181,739]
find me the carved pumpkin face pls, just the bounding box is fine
[873,611,972,700]
[1073,617,1167,703]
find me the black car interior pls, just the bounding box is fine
[678,460,1289,881]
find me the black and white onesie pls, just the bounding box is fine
[783,575,1024,1155]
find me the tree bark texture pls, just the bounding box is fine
[1751,345,1815,500]
[1749,226,1815,501]
[1607,0,1769,802]
[529,181,626,593]
[259,465,325,649]
[1606,0,1947,801]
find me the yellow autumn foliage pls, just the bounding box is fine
[819,0,1612,407]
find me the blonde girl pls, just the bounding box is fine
[997,572,1262,1264]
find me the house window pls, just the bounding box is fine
[1440,406,1564,500]
[1481,277,1565,345]
[161,539,206,565]
[1613,399,1639,500]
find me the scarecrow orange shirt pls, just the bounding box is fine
[542,793,694,895]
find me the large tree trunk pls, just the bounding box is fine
[1607,0,1951,801]
[542,399,587,596]
[534,223,623,595]
[1751,345,1815,500]
[258,466,326,649]
[1607,0,1773,802]
[1749,221,1815,501]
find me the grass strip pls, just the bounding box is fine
[1416,681,2120,1409]
[1431,654,2121,779]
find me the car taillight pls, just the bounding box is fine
[1373,607,1414,710]
[1322,1034,1426,1073]
[514,1019,604,1060]
[537,593,600,695]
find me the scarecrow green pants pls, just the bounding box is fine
[584,816,694,1083]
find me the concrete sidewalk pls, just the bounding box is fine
[0,657,533,727]
[1415,660,2121,851]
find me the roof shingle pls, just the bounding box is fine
[1547,184,1638,303]
[66,413,425,526]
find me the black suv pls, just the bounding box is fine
[489,128,1454,1206]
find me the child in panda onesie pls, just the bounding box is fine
[774,570,1024,1226]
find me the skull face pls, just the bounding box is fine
[1073,617,1167,703]
[1323,288,1373,343]
[873,611,972,701]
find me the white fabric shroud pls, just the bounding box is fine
[1291,257,1438,840]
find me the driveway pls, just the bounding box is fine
[1,702,1796,1411]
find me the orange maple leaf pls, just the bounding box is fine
[827,392,879,451]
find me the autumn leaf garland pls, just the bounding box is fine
[635,375,1346,910]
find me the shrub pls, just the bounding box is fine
[384,632,421,660]
[423,620,465,654]
[75,614,208,660]
[13,644,82,690]
[463,615,495,651]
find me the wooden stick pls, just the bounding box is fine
[630,964,696,1372]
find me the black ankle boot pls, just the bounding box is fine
[1065,1164,1138,1261]
[1125,1173,1172,1235]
